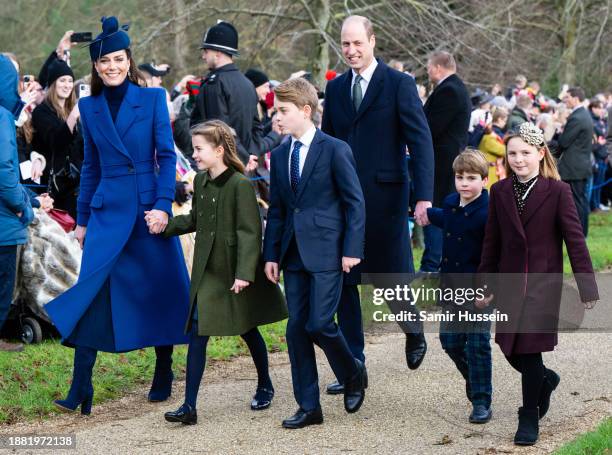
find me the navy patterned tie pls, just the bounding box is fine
[290,140,302,192]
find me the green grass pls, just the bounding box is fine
[554,417,612,455]
[563,212,612,273]
[0,213,609,425]
[0,321,286,424]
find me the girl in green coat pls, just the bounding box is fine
[148,120,287,425]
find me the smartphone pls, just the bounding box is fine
[71,32,93,43]
[79,84,91,98]
[23,75,35,83]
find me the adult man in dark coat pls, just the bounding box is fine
[557,87,594,236]
[420,51,471,273]
[322,15,434,393]
[190,21,280,166]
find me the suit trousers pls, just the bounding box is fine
[283,238,358,411]
[566,179,589,237]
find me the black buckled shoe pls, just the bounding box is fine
[469,405,492,424]
[251,387,274,410]
[282,408,323,429]
[538,369,560,419]
[405,332,427,370]
[164,403,197,425]
[344,359,366,413]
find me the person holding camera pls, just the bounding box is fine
[32,41,83,220]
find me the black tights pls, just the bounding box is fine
[505,353,546,409]
[185,321,272,408]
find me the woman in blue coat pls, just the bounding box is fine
[45,16,190,415]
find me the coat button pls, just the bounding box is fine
[212,198,216,203]
[464,213,468,217]
[210,232,214,237]
[443,258,448,262]
[211,214,215,219]
[198,212,202,217]
[455,262,460,266]
[452,208,456,213]
[446,232,451,237]
[127,165,134,173]
[201,195,204,199]
[457,237,462,241]
[294,208,300,213]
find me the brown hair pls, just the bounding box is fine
[343,15,375,39]
[90,49,145,96]
[274,78,319,118]
[190,120,245,174]
[45,78,76,121]
[503,133,560,180]
[428,51,456,71]
[484,106,508,134]
[567,86,586,102]
[453,148,489,179]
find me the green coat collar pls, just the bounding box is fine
[201,166,236,187]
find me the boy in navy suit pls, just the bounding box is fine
[263,78,367,429]
[426,149,493,424]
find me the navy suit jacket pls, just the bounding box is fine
[322,59,434,279]
[263,129,365,272]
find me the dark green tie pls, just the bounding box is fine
[353,74,363,111]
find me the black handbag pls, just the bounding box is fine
[48,155,80,198]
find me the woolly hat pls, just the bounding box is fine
[46,59,74,88]
[245,68,269,88]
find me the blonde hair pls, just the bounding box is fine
[45,79,76,121]
[504,133,560,180]
[190,120,245,174]
[453,148,489,179]
[274,78,319,118]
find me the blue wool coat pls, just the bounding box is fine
[44,83,190,352]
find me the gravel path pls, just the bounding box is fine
[1,329,610,455]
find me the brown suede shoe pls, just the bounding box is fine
[0,340,24,352]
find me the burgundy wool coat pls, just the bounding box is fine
[478,176,599,355]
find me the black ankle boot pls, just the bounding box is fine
[538,369,560,419]
[514,407,539,445]
[148,346,174,402]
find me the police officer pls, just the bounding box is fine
[191,21,280,166]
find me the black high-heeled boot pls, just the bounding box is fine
[148,345,174,402]
[54,346,97,415]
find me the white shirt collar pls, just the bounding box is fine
[291,125,317,148]
[352,58,378,83]
[572,104,585,114]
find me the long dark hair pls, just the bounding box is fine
[90,49,146,96]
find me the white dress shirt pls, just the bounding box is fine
[351,58,379,99]
[289,125,317,183]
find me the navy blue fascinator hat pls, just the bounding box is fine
[88,16,131,61]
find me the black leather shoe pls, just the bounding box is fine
[326,370,368,396]
[405,332,427,370]
[469,405,492,423]
[326,381,344,395]
[344,359,366,413]
[282,408,323,429]
[164,403,197,425]
[251,387,274,410]
[538,369,560,419]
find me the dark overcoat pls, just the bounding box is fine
[478,177,598,355]
[322,60,434,281]
[423,73,471,206]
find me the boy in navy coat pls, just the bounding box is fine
[263,78,367,429]
[426,149,493,424]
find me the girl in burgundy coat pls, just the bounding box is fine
[477,122,598,446]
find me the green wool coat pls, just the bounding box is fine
[164,167,287,336]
